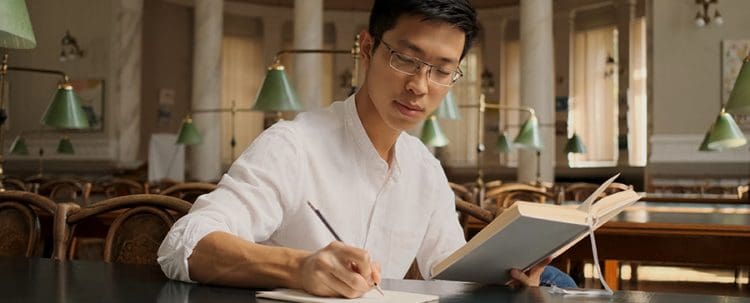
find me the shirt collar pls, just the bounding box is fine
[343,95,402,181]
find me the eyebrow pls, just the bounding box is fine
[395,39,458,66]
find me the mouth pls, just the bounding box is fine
[393,101,425,118]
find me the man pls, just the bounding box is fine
[158,0,574,298]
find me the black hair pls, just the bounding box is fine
[368,0,479,60]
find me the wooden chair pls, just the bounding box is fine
[100,178,146,198]
[2,178,29,191]
[484,183,556,215]
[564,182,633,202]
[448,182,476,205]
[160,182,217,203]
[38,178,92,205]
[55,194,192,265]
[144,179,179,194]
[0,191,57,257]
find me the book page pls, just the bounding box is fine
[256,288,438,303]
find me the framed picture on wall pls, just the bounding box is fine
[722,40,750,130]
[70,79,105,131]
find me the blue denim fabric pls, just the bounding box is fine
[539,266,577,288]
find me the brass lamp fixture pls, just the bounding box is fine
[694,0,723,27]
[180,36,362,161]
[463,94,542,188]
[253,35,361,120]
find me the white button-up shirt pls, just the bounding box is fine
[157,95,465,282]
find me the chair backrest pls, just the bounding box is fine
[564,182,633,202]
[56,194,192,265]
[448,182,476,205]
[38,178,92,205]
[485,183,555,214]
[101,178,146,198]
[160,182,217,203]
[0,191,57,257]
[3,178,29,191]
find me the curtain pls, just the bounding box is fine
[221,25,265,168]
[441,47,482,167]
[628,17,647,166]
[569,26,618,167]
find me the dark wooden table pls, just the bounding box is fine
[1,257,749,302]
[556,199,750,290]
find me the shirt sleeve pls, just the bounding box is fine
[416,161,467,279]
[157,123,303,282]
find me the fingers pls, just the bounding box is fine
[300,242,378,298]
[509,257,554,288]
[371,262,382,285]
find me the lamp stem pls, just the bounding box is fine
[536,150,542,185]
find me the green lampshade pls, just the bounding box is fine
[698,130,716,152]
[436,90,460,120]
[9,135,29,155]
[513,115,543,150]
[706,110,747,150]
[495,132,513,153]
[725,57,750,115]
[252,64,303,112]
[176,116,202,145]
[564,133,587,154]
[57,137,74,154]
[0,0,36,49]
[41,84,90,129]
[420,115,449,147]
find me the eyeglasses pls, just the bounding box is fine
[381,41,463,87]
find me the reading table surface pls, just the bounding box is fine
[1,257,748,303]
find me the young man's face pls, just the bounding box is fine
[362,14,465,131]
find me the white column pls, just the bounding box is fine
[293,0,323,109]
[519,0,555,184]
[116,0,143,165]
[334,21,357,100]
[190,0,223,181]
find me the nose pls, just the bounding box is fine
[405,67,429,96]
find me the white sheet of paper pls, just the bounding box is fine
[256,288,438,303]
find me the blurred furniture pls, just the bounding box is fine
[160,182,217,203]
[55,194,192,265]
[564,182,633,202]
[100,178,146,198]
[37,178,92,205]
[144,178,179,194]
[0,191,57,257]
[557,197,750,291]
[448,182,477,205]
[2,178,28,191]
[484,183,557,214]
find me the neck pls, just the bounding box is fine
[354,90,401,164]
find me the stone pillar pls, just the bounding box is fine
[615,0,636,166]
[116,0,143,165]
[519,0,555,184]
[293,0,323,109]
[190,0,223,181]
[334,21,357,100]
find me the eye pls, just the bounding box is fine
[393,53,417,65]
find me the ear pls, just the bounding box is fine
[359,30,374,69]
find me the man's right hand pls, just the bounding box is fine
[296,241,381,298]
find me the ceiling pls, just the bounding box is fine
[230,0,521,11]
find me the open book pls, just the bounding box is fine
[432,174,642,283]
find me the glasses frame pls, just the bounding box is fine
[380,40,463,87]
